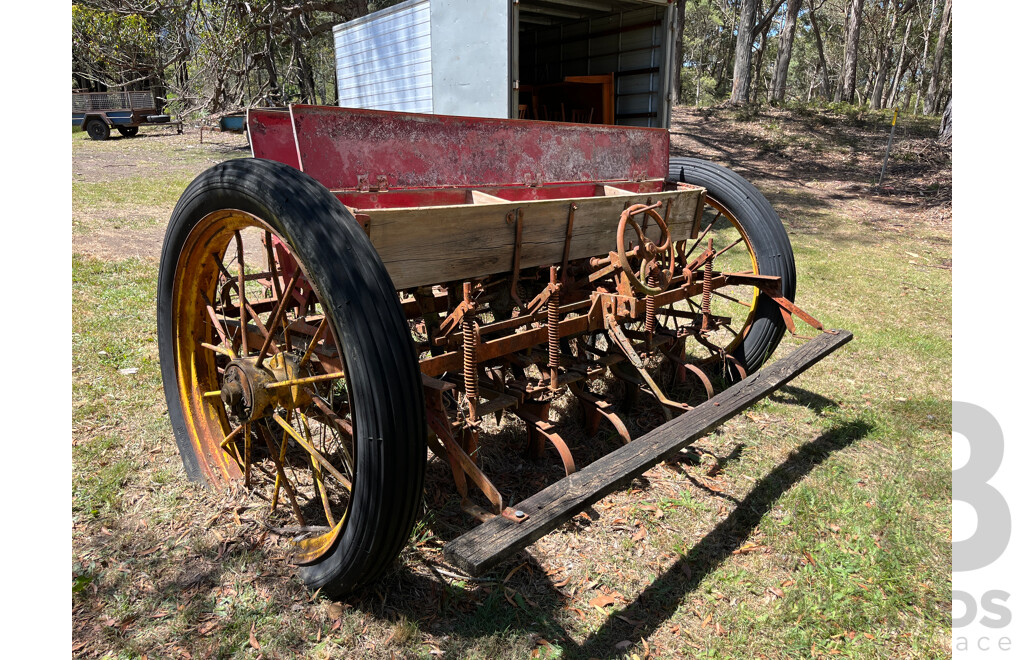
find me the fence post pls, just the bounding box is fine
[877,108,898,188]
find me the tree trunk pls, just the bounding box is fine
[938,95,952,142]
[809,2,832,100]
[718,3,740,97]
[770,0,803,104]
[838,0,867,103]
[729,0,758,104]
[871,1,898,109]
[886,14,914,108]
[672,0,687,104]
[291,18,317,104]
[263,26,282,106]
[750,17,772,104]
[924,0,952,114]
[916,0,938,114]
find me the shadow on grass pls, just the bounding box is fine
[354,415,871,658]
[571,417,871,658]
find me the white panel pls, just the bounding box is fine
[336,45,432,81]
[333,0,432,113]
[430,0,510,118]
[339,85,433,108]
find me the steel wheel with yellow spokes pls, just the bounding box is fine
[158,159,425,597]
[666,157,797,380]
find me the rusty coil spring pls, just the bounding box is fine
[462,314,478,401]
[645,273,658,335]
[547,285,561,370]
[462,281,479,420]
[701,244,714,332]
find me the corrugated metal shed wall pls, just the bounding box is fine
[519,4,665,127]
[333,0,433,113]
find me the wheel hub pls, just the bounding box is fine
[220,353,311,422]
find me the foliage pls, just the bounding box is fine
[72,5,158,89]
[69,0,953,120]
[676,0,952,114]
[71,1,391,116]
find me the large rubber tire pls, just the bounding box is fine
[157,158,426,596]
[86,119,109,141]
[116,126,139,137]
[667,157,797,374]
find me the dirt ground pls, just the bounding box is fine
[669,106,951,235]
[71,126,250,261]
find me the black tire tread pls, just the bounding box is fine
[157,159,425,596]
[667,157,796,373]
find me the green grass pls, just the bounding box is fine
[71,111,951,658]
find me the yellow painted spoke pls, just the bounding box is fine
[273,412,352,490]
[301,413,337,527]
[309,393,354,474]
[299,318,329,368]
[243,422,251,488]
[201,342,235,358]
[264,371,344,391]
[265,230,283,302]
[219,424,245,466]
[258,424,305,524]
[200,290,233,349]
[257,265,302,367]
[235,230,248,356]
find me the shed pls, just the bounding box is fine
[333,0,677,128]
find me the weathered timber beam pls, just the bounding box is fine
[443,329,853,575]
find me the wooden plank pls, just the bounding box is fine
[368,187,702,290]
[443,329,854,575]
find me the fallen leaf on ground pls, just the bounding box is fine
[249,623,260,650]
[589,594,616,609]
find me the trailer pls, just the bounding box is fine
[72,90,183,140]
[157,104,850,596]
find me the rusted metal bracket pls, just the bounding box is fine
[605,311,690,422]
[764,288,833,339]
[423,377,504,518]
[560,203,577,282]
[507,208,526,310]
[568,381,631,445]
[511,402,577,476]
[659,344,715,400]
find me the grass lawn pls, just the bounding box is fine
[72,109,951,659]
